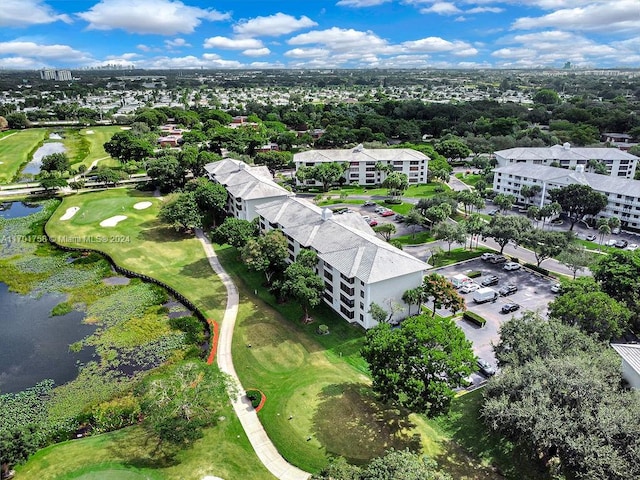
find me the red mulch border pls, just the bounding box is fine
[206,319,219,365]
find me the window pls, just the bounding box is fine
[340,306,355,319]
[323,291,333,302]
[340,294,355,307]
[341,273,354,284]
[340,283,354,296]
[324,270,333,281]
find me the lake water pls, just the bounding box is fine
[0,201,43,219]
[0,282,96,393]
[20,135,66,177]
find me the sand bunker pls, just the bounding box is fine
[100,215,127,227]
[85,130,94,134]
[60,206,80,221]
[133,201,152,210]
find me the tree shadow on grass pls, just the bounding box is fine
[312,383,421,464]
[433,391,549,480]
[179,257,217,280]
[107,431,181,470]
[138,225,190,243]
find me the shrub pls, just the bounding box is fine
[246,390,261,409]
[90,394,140,433]
[317,324,329,335]
[467,271,482,279]
[169,315,205,344]
[463,311,487,327]
[524,263,550,276]
[384,199,402,205]
[51,301,73,316]
[509,256,520,263]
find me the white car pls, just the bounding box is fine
[551,283,562,293]
[627,244,638,251]
[605,239,617,246]
[503,262,521,271]
[459,282,480,294]
[361,215,371,221]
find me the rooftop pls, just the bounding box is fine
[495,144,638,161]
[611,343,640,375]
[294,145,429,163]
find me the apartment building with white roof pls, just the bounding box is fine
[493,163,640,230]
[255,197,428,329]
[204,158,293,220]
[204,158,428,328]
[294,145,429,188]
[495,144,638,179]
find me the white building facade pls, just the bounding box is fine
[495,144,638,179]
[294,145,429,188]
[204,158,292,220]
[493,163,640,230]
[255,198,427,329]
[611,344,640,390]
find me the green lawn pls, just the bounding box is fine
[455,173,483,187]
[0,128,48,183]
[394,230,435,245]
[78,126,122,169]
[433,247,493,267]
[29,188,273,480]
[45,188,226,321]
[434,390,550,480]
[322,182,450,199]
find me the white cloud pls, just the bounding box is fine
[0,0,71,27]
[77,0,230,35]
[203,36,264,50]
[242,48,271,57]
[134,54,244,69]
[419,2,462,15]
[466,6,503,14]
[106,52,140,60]
[289,27,396,54]
[402,37,477,55]
[0,41,91,63]
[512,1,640,34]
[165,38,191,48]
[233,13,317,37]
[284,48,331,59]
[0,56,43,69]
[137,44,152,52]
[336,0,391,6]
[492,30,621,68]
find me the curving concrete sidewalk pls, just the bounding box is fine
[195,229,311,480]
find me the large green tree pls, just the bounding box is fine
[549,184,608,230]
[421,273,465,317]
[159,193,202,232]
[241,229,289,284]
[549,286,631,341]
[41,152,70,173]
[211,217,258,248]
[484,214,531,253]
[297,162,348,192]
[382,171,409,201]
[519,229,572,267]
[362,315,475,416]
[276,249,324,321]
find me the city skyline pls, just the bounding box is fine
[0,0,638,70]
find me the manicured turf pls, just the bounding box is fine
[455,173,483,187]
[45,188,226,321]
[217,245,442,472]
[0,128,48,183]
[77,126,122,169]
[35,188,273,480]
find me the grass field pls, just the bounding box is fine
[32,188,273,479]
[45,188,226,321]
[78,126,122,169]
[0,128,48,183]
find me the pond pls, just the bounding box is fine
[0,201,44,219]
[20,135,66,178]
[0,282,96,394]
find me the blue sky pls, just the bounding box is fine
[0,0,638,70]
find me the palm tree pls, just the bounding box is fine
[402,287,422,316]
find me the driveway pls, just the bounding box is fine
[430,258,559,373]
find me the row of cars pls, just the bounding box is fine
[361,202,405,227]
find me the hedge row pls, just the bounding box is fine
[523,263,550,276]
[467,271,482,279]
[463,311,487,327]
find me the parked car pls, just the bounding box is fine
[459,282,481,294]
[361,215,371,221]
[498,284,518,296]
[585,234,597,241]
[374,206,386,213]
[489,255,507,264]
[612,227,621,234]
[501,303,520,313]
[368,219,378,227]
[605,239,617,246]
[477,359,496,377]
[551,283,562,293]
[488,208,499,216]
[627,244,639,251]
[481,275,499,287]
[380,210,395,217]
[473,287,498,303]
[480,253,495,261]
[615,239,628,249]
[363,200,376,207]
[394,214,405,222]
[503,262,521,271]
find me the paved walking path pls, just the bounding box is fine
[195,229,311,480]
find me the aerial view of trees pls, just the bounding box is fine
[362,315,475,416]
[549,184,608,230]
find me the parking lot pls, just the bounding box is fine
[432,257,559,376]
